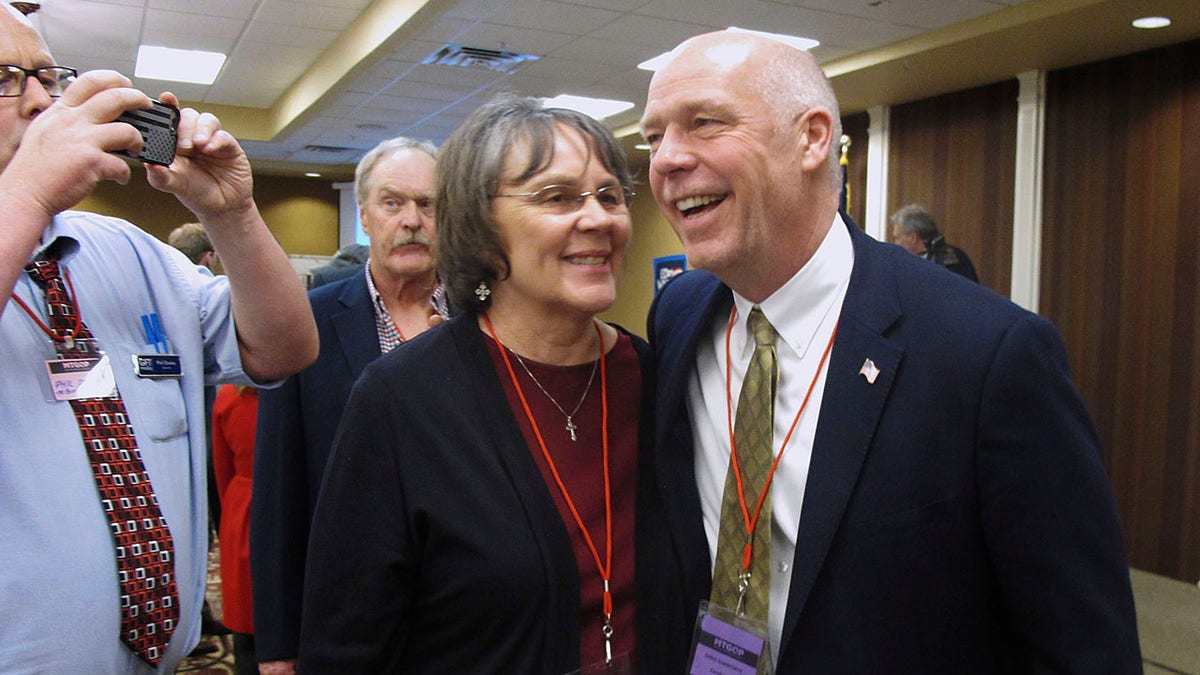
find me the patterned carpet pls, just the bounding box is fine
[175,537,237,674]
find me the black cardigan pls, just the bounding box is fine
[298,313,655,673]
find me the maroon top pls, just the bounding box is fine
[486,330,641,668]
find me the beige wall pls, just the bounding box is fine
[74,171,341,266]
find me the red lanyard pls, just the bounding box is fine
[482,314,616,662]
[724,305,838,572]
[10,266,84,346]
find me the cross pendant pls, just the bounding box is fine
[565,417,578,441]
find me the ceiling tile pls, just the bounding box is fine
[544,36,660,68]
[587,13,714,48]
[145,10,246,41]
[449,21,578,55]
[792,0,1027,28]
[241,21,340,50]
[148,0,256,20]
[38,2,142,67]
[228,40,324,66]
[254,0,360,29]
[490,0,624,36]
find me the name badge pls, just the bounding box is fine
[46,354,118,401]
[133,353,183,378]
[688,601,773,675]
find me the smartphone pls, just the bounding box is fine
[113,99,180,166]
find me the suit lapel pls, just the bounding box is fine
[652,273,731,599]
[330,278,381,377]
[654,275,728,448]
[779,224,904,651]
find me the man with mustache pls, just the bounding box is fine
[251,137,446,674]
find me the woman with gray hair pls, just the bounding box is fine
[300,94,651,673]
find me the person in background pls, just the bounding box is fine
[212,384,259,675]
[0,5,318,672]
[251,136,446,675]
[638,29,1139,673]
[307,242,368,288]
[168,221,217,272]
[298,95,652,672]
[890,202,978,281]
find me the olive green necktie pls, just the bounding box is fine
[711,307,777,623]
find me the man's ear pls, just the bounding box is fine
[795,107,835,173]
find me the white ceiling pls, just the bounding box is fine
[25,0,1200,177]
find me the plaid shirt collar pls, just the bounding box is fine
[364,261,448,353]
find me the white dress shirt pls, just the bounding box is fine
[689,214,854,658]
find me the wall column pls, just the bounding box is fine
[863,104,890,241]
[1011,70,1046,311]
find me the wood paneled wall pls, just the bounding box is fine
[887,81,1018,296]
[1042,39,1200,582]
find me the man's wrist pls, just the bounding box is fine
[0,178,54,246]
[197,199,260,236]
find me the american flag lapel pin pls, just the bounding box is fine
[858,358,880,384]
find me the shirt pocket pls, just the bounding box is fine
[112,341,189,443]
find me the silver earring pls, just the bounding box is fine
[474,281,491,302]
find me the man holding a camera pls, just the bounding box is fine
[0,4,317,672]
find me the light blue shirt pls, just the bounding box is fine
[0,211,255,673]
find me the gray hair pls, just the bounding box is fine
[890,203,940,242]
[436,93,634,313]
[354,137,438,204]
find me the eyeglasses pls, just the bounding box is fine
[491,184,635,214]
[0,65,77,98]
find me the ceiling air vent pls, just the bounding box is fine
[422,44,540,75]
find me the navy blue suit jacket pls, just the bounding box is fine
[641,219,1140,673]
[251,272,381,661]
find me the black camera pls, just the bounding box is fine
[113,99,179,166]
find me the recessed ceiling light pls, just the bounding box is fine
[135,45,226,85]
[638,27,819,71]
[542,94,634,120]
[305,173,321,178]
[636,52,673,72]
[1132,16,1171,29]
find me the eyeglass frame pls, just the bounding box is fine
[490,184,636,213]
[0,65,78,98]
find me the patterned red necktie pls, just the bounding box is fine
[25,257,179,666]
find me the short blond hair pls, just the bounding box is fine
[167,222,213,264]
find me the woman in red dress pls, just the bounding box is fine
[212,384,258,674]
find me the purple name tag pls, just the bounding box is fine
[688,601,770,675]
